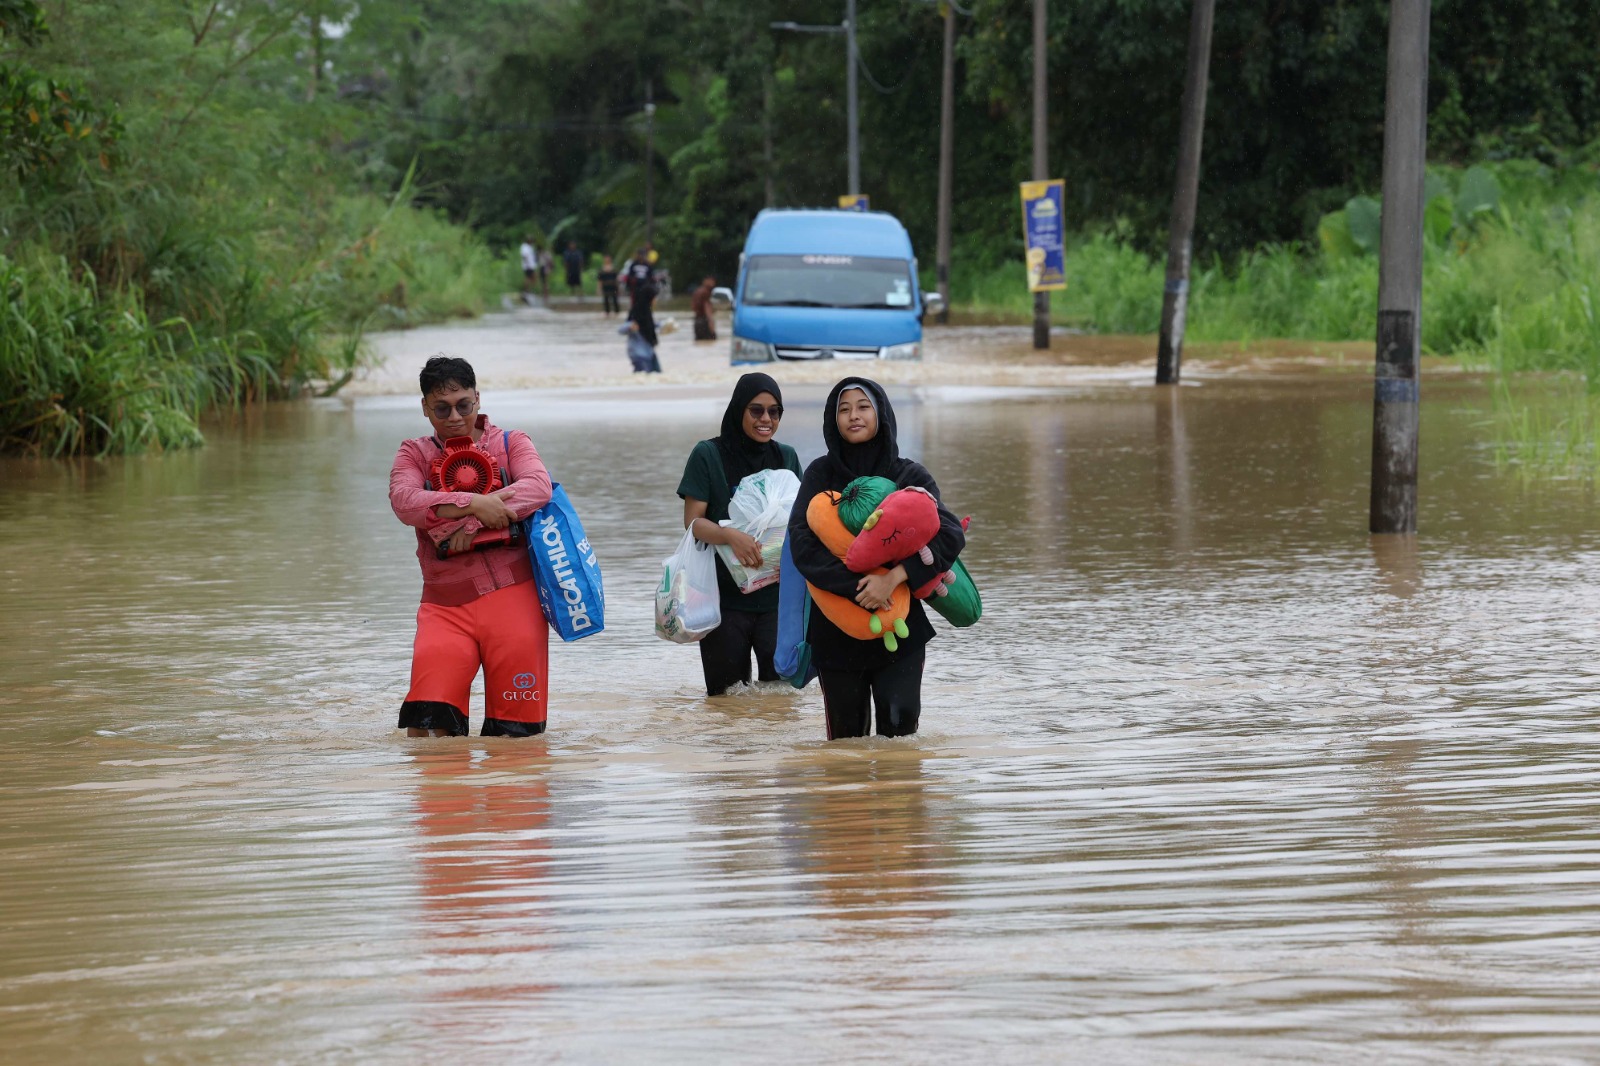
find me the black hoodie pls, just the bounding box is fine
[786,377,966,671]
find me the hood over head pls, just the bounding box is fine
[822,376,899,483]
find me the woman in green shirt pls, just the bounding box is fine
[676,373,803,695]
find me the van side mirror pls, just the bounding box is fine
[922,292,945,318]
[711,286,734,308]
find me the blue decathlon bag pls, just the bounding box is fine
[522,483,606,642]
[773,539,816,688]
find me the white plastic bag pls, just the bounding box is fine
[716,468,801,593]
[655,527,721,643]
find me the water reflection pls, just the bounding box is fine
[1370,534,1424,599]
[778,748,954,926]
[409,746,553,1017]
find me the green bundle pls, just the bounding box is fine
[837,477,982,628]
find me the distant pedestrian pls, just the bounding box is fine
[629,277,660,350]
[518,236,538,305]
[626,247,654,312]
[563,241,583,296]
[537,246,554,302]
[597,255,620,316]
[691,276,718,341]
[619,320,661,374]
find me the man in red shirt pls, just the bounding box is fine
[389,356,553,737]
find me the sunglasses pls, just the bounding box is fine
[429,398,477,420]
[747,403,784,419]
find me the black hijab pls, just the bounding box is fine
[715,372,787,485]
[822,376,900,484]
[628,286,658,346]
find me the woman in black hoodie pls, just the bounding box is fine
[787,377,966,738]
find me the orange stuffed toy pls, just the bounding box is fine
[804,491,912,651]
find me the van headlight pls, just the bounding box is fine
[731,336,775,363]
[881,342,921,360]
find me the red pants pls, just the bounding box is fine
[406,581,549,726]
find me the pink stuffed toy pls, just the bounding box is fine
[842,486,957,599]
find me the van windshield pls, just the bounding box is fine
[742,255,915,310]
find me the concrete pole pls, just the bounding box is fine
[935,2,955,324]
[1154,0,1215,385]
[846,0,860,195]
[1031,0,1049,350]
[1369,0,1430,534]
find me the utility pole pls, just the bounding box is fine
[847,0,860,195]
[772,7,858,197]
[1031,0,1049,350]
[1154,0,1216,385]
[1369,0,1430,534]
[935,1,955,324]
[644,82,656,246]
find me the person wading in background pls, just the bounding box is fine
[597,255,620,316]
[691,275,718,341]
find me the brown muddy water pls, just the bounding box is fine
[2,314,1599,1064]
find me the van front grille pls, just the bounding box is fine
[773,345,882,360]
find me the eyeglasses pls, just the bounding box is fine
[429,398,476,420]
[747,403,784,419]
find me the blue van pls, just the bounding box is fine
[715,209,942,363]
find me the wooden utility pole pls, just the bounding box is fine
[1154,0,1216,385]
[1031,0,1049,350]
[1369,0,1430,534]
[935,2,955,324]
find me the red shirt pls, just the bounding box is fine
[389,415,553,606]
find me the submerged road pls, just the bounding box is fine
[0,309,1595,1064]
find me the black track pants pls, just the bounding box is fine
[698,609,779,696]
[818,647,925,739]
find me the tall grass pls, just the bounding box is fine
[0,179,507,456]
[1489,376,1600,476]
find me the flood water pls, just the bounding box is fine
[3,315,1599,1063]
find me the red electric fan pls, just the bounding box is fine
[425,436,524,559]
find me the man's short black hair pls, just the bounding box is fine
[419,356,475,396]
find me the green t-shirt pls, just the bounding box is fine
[676,438,802,613]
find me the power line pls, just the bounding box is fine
[856,36,924,94]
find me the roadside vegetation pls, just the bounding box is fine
[0,1,505,456]
[947,154,1600,376]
